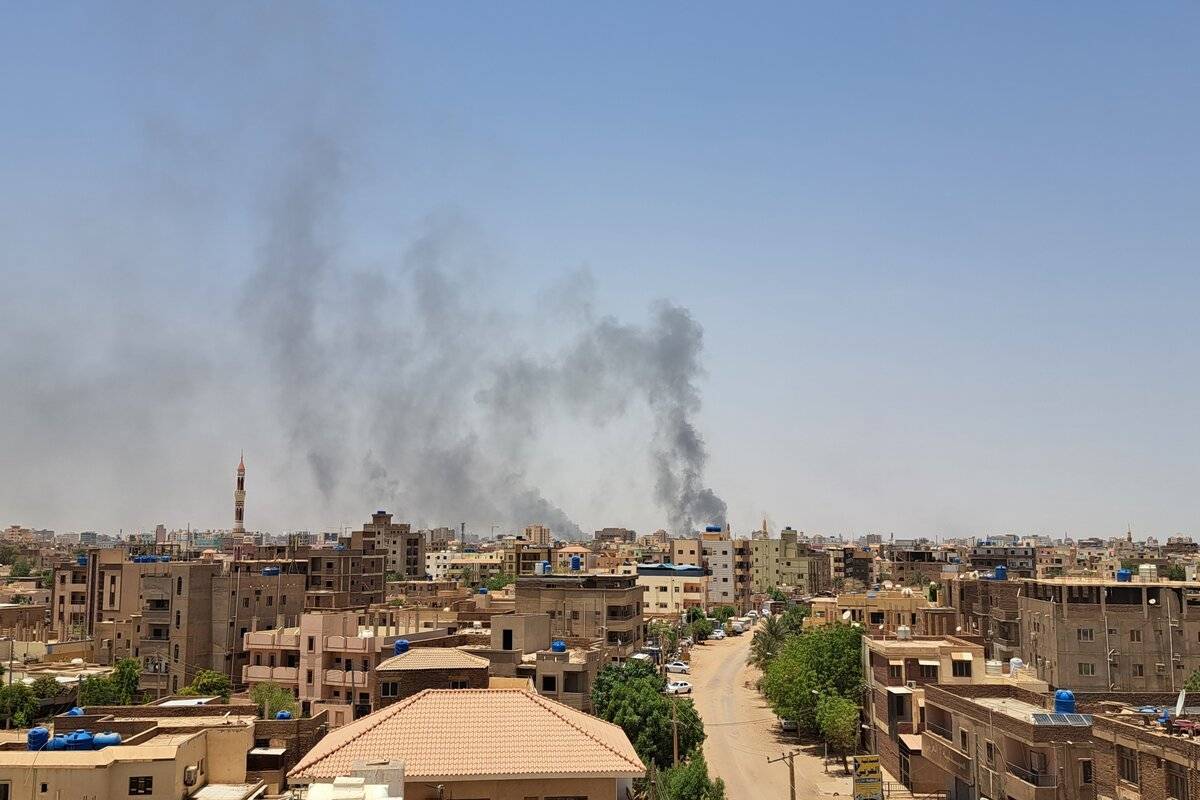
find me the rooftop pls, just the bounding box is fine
[376,648,489,671]
[289,689,644,782]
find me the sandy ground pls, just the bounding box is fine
[688,627,856,800]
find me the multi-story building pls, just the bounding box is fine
[502,541,557,576]
[809,589,955,636]
[670,537,703,567]
[864,633,1049,794]
[889,546,947,585]
[732,538,753,613]
[514,574,645,659]
[971,543,1037,578]
[701,534,735,609]
[375,644,490,709]
[637,563,708,618]
[1091,703,1200,800]
[921,683,1096,800]
[374,514,424,580]
[595,527,635,545]
[750,528,832,594]
[253,518,385,610]
[946,575,1023,663]
[523,524,552,546]
[1019,576,1200,692]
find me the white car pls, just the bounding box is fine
[665,680,693,694]
[665,660,691,674]
[747,610,759,618]
[711,629,726,640]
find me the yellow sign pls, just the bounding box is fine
[853,755,883,800]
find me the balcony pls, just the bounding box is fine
[1005,762,1057,800]
[324,669,369,688]
[243,665,299,683]
[921,732,972,783]
[926,721,952,741]
[990,606,1019,622]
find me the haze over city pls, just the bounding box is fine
[3,5,1198,539]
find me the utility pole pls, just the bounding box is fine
[671,699,679,766]
[767,750,801,800]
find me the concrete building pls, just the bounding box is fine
[375,515,424,580]
[947,575,1022,662]
[523,524,552,546]
[1091,703,1200,800]
[971,543,1037,578]
[702,535,737,609]
[670,537,703,567]
[808,589,956,637]
[595,527,635,545]
[289,688,644,799]
[1019,576,1200,691]
[502,541,557,576]
[750,528,832,594]
[375,646,490,708]
[514,574,645,659]
[637,563,708,618]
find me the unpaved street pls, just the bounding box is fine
[687,627,853,800]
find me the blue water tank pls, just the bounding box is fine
[570,555,582,571]
[46,735,68,751]
[335,544,347,551]
[1116,569,1133,582]
[705,525,722,533]
[27,727,50,751]
[76,555,88,567]
[93,732,122,749]
[66,707,85,716]
[540,560,551,575]
[394,639,410,655]
[262,567,281,577]
[65,730,94,751]
[551,640,567,653]
[994,565,1008,581]
[477,587,488,595]
[275,710,293,720]
[1054,689,1076,714]
[160,556,170,563]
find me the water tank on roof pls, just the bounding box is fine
[160,556,170,563]
[262,567,281,577]
[540,560,551,575]
[275,711,293,720]
[93,732,122,749]
[477,587,488,595]
[1116,568,1133,582]
[27,727,49,751]
[985,660,1003,676]
[393,639,410,656]
[64,730,94,751]
[76,555,87,567]
[1054,689,1076,714]
[66,707,84,716]
[551,640,567,653]
[570,555,582,571]
[46,735,67,751]
[1010,657,1025,674]
[705,525,722,533]
[994,565,1008,581]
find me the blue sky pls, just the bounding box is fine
[2,4,1198,538]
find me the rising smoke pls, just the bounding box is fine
[242,140,726,537]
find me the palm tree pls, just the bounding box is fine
[748,616,786,668]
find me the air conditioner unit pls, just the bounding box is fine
[906,680,917,689]
[183,766,198,786]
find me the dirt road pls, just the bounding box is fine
[688,627,853,800]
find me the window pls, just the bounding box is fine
[129,776,154,795]
[541,675,557,692]
[381,682,397,697]
[1166,761,1188,800]
[306,670,314,684]
[920,664,938,680]
[1078,662,1096,676]
[449,679,469,689]
[1077,628,1095,642]
[959,729,969,752]
[952,660,972,678]
[1080,759,1093,784]
[1118,746,1138,784]
[307,637,315,651]
[888,664,902,679]
[40,783,47,793]
[1130,630,1142,643]
[1133,663,1144,677]
[985,741,994,766]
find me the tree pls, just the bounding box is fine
[778,605,809,636]
[78,675,127,706]
[748,616,786,668]
[1185,669,1200,692]
[658,752,727,800]
[0,684,38,728]
[768,587,789,603]
[181,669,232,701]
[649,620,680,658]
[816,694,860,771]
[1166,564,1186,581]
[250,682,300,719]
[592,660,705,768]
[30,675,62,700]
[760,624,864,732]
[484,573,516,591]
[712,606,737,624]
[112,658,141,703]
[384,571,402,582]
[686,607,707,624]
[9,559,31,578]
[689,618,714,642]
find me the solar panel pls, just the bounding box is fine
[1031,713,1054,725]
[1049,713,1071,724]
[1066,714,1092,726]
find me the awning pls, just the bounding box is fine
[952,652,974,661]
[888,659,904,666]
[899,733,923,753]
[919,659,940,666]
[886,685,913,695]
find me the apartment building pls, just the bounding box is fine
[864,633,1049,794]
[523,524,552,546]
[637,563,708,618]
[373,513,424,580]
[502,541,557,576]
[1019,577,1200,691]
[701,534,736,609]
[375,644,489,709]
[889,547,947,585]
[947,575,1023,662]
[1091,705,1200,800]
[971,543,1037,578]
[595,527,635,545]
[671,537,703,566]
[514,574,645,659]
[424,549,502,581]
[750,528,833,594]
[251,533,385,610]
[922,683,1096,800]
[808,588,956,636]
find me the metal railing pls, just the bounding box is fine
[926,721,953,740]
[1007,762,1057,787]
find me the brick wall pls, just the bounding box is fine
[376,666,489,708]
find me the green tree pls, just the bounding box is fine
[484,573,516,591]
[250,682,300,719]
[685,607,706,624]
[712,606,737,624]
[77,675,127,706]
[112,658,141,703]
[768,587,788,603]
[689,618,714,642]
[1166,564,1186,581]
[0,544,19,566]
[658,752,727,800]
[592,660,705,768]
[30,675,62,700]
[748,616,787,668]
[1185,669,1200,692]
[9,559,31,578]
[760,624,864,732]
[778,605,809,636]
[816,694,860,771]
[181,669,232,701]
[649,620,680,658]
[0,684,39,728]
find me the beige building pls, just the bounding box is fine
[808,588,955,637]
[523,524,552,546]
[637,563,708,618]
[374,513,425,580]
[289,688,644,799]
[750,528,832,594]
[514,574,645,659]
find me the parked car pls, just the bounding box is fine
[779,718,798,732]
[665,660,691,674]
[711,628,726,640]
[747,609,759,618]
[665,680,693,694]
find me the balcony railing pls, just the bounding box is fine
[926,721,952,740]
[1007,762,1057,787]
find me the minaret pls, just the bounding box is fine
[233,452,246,535]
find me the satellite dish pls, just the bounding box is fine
[1176,689,1187,718]
[883,581,894,589]
[1149,598,1157,605]
[842,610,852,620]
[955,626,963,633]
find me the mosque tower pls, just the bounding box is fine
[233,453,246,534]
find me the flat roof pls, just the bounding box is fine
[973,695,1049,723]
[159,697,218,706]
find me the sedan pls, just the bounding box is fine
[711,629,726,640]
[665,660,691,674]
[665,680,693,694]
